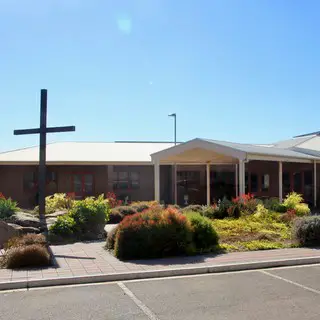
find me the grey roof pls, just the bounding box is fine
[201,139,319,160]
[272,135,315,149]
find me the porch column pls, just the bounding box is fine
[279,161,283,202]
[154,161,160,201]
[239,160,245,195]
[235,164,239,197]
[206,163,211,205]
[314,161,317,208]
[174,164,178,204]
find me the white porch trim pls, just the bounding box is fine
[239,160,245,195]
[246,154,313,163]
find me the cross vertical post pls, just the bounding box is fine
[39,89,47,224]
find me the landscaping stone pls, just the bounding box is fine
[0,221,19,249]
[46,218,59,229]
[7,223,40,234]
[7,211,41,229]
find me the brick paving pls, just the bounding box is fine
[1,241,320,285]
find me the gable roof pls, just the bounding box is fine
[0,142,176,165]
[151,138,319,163]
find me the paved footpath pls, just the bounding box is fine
[1,241,320,290]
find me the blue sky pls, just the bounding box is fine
[1,0,320,152]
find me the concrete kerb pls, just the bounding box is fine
[1,256,320,291]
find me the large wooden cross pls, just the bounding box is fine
[14,89,75,225]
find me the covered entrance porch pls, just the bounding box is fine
[151,138,319,207]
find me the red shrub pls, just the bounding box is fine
[114,207,194,260]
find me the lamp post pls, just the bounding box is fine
[168,113,177,204]
[168,113,177,146]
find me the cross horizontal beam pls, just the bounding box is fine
[14,126,76,135]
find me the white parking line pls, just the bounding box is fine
[117,281,159,320]
[260,270,320,295]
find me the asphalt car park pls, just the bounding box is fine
[1,264,320,320]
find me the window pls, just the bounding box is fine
[23,172,36,191]
[250,173,258,193]
[261,174,270,192]
[113,171,140,190]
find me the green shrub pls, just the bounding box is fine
[5,233,46,250]
[295,203,311,216]
[215,197,232,219]
[0,198,18,219]
[114,208,194,260]
[263,198,282,211]
[293,216,320,246]
[3,244,51,269]
[201,205,222,219]
[283,192,304,210]
[106,226,118,250]
[35,193,74,214]
[69,195,110,233]
[276,204,288,213]
[49,215,76,236]
[186,213,219,252]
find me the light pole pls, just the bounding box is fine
[168,113,177,204]
[168,113,176,145]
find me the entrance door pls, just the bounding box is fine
[72,174,93,199]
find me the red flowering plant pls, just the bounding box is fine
[114,206,194,260]
[105,192,122,208]
[0,192,5,200]
[228,193,258,218]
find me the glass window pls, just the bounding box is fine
[130,172,140,189]
[293,172,302,192]
[113,171,139,189]
[23,172,36,191]
[250,173,258,193]
[261,174,270,192]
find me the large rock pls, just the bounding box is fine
[0,221,19,249]
[7,223,40,234]
[7,211,41,229]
